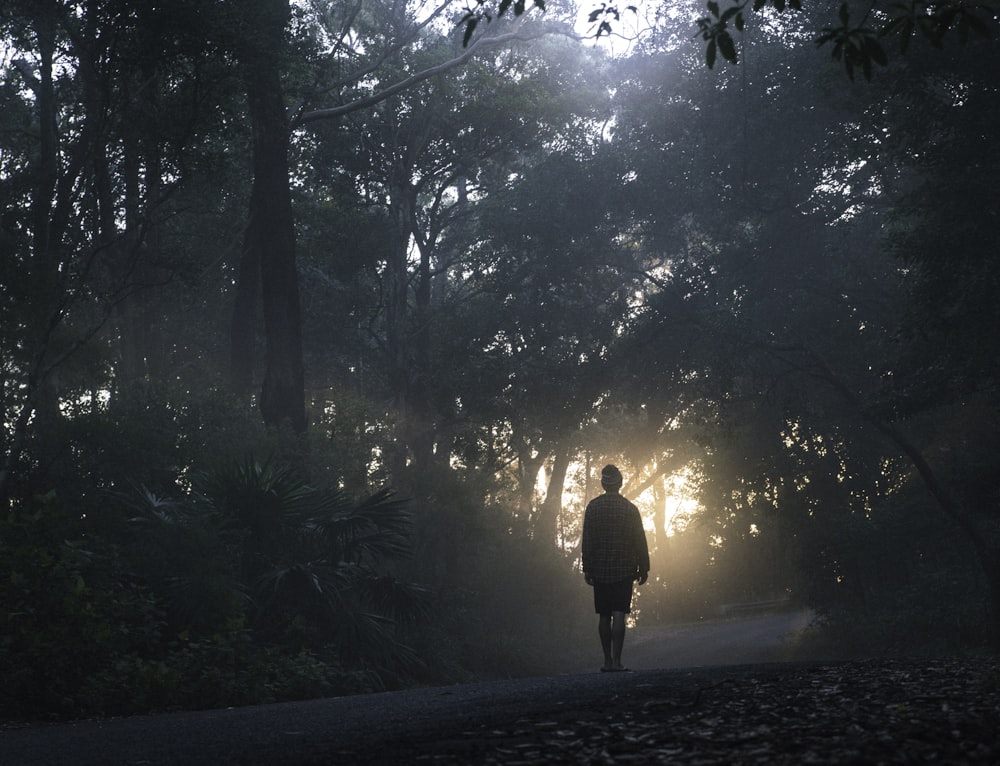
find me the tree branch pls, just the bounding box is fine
[291,0,452,122]
[293,24,561,127]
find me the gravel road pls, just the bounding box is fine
[10,610,996,765]
[0,609,813,765]
[555,608,817,674]
[613,608,817,670]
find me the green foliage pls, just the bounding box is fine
[816,4,889,81]
[127,457,429,675]
[3,0,1000,726]
[587,1,640,38]
[694,0,996,78]
[459,0,547,46]
[81,633,377,716]
[882,55,1000,410]
[697,0,762,69]
[0,443,427,721]
[0,494,164,721]
[6,383,266,526]
[806,580,989,658]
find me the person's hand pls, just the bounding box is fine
[585,573,595,586]
[637,571,648,585]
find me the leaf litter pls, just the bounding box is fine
[408,657,1000,764]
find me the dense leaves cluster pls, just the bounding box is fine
[0,461,426,720]
[696,0,999,79]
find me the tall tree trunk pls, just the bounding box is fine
[230,222,261,397]
[651,475,666,550]
[1,5,60,508]
[409,217,435,469]
[235,0,305,432]
[105,52,156,386]
[535,449,571,547]
[516,449,545,534]
[386,181,414,479]
[29,3,60,443]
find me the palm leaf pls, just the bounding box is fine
[314,487,415,563]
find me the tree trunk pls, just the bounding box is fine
[651,475,666,550]
[516,449,545,534]
[535,450,571,547]
[1,5,59,508]
[230,220,261,397]
[385,181,414,478]
[109,57,164,386]
[29,3,60,436]
[409,213,435,469]
[236,0,305,432]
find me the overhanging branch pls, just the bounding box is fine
[292,24,566,127]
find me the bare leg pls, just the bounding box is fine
[598,613,613,669]
[611,610,627,669]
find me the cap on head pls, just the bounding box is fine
[601,464,623,489]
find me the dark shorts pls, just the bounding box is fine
[593,578,635,615]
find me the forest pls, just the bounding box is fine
[1,0,998,723]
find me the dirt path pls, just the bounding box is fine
[0,610,817,765]
[560,608,817,673]
[15,610,940,766]
[627,608,817,669]
[7,654,996,765]
[394,656,1000,765]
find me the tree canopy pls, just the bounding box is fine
[2,0,999,722]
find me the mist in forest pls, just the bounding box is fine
[1,0,998,723]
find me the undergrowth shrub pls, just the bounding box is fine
[0,494,163,721]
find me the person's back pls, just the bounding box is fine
[581,464,649,672]
[582,490,647,584]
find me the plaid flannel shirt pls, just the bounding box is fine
[581,491,650,584]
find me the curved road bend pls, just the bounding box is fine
[0,610,816,765]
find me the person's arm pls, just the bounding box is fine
[581,504,595,585]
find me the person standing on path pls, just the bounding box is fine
[582,464,650,672]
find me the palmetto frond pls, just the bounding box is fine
[198,456,316,534]
[139,456,426,677]
[121,484,245,633]
[313,487,414,564]
[123,484,192,526]
[352,573,431,625]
